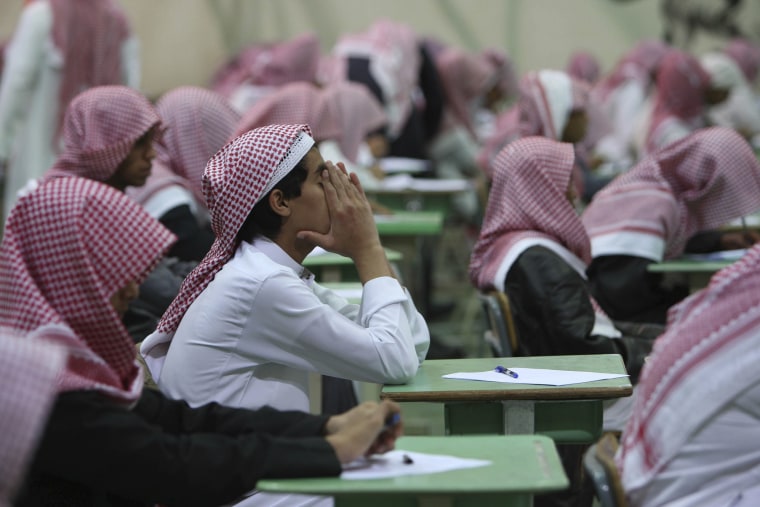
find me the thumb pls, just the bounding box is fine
[297,229,333,249]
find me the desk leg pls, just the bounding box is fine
[443,400,603,443]
[502,400,536,434]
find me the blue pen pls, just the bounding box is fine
[384,412,401,430]
[495,365,519,378]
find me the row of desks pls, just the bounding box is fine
[264,354,631,505]
[281,185,638,505]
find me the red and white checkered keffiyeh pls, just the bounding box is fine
[233,82,339,142]
[330,19,421,139]
[583,126,760,261]
[481,47,519,102]
[212,33,321,98]
[0,328,66,505]
[567,51,601,84]
[618,241,760,490]
[48,85,162,182]
[646,50,710,154]
[593,40,670,102]
[141,124,315,377]
[724,37,760,83]
[519,70,590,140]
[150,86,240,206]
[435,48,497,137]
[470,136,588,289]
[0,177,176,403]
[48,0,131,136]
[320,80,387,163]
[477,70,588,176]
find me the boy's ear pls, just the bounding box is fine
[268,189,291,217]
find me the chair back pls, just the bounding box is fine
[478,290,519,356]
[583,433,628,507]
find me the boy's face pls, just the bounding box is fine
[107,127,157,191]
[288,148,331,242]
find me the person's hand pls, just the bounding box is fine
[325,400,403,463]
[719,230,760,250]
[298,161,393,282]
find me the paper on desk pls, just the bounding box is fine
[306,246,330,257]
[378,174,471,193]
[341,450,490,480]
[682,249,747,261]
[443,368,628,386]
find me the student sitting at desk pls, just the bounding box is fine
[315,80,389,192]
[583,127,760,324]
[141,124,429,417]
[632,49,716,159]
[0,176,402,507]
[469,136,654,386]
[127,86,240,262]
[618,242,760,507]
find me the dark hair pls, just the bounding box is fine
[235,158,309,245]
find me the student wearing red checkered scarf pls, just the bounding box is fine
[583,127,760,325]
[141,124,429,425]
[0,176,402,507]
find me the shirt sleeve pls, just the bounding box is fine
[22,390,340,507]
[239,272,429,384]
[0,2,52,160]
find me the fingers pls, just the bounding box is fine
[325,161,351,202]
[296,229,332,250]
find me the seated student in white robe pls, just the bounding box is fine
[618,242,760,507]
[142,124,429,415]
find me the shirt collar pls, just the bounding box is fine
[249,237,315,284]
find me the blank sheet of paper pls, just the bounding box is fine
[442,368,628,386]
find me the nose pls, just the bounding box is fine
[145,142,156,161]
[124,281,140,302]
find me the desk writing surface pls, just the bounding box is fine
[367,184,467,214]
[647,258,732,273]
[304,248,403,283]
[374,211,444,236]
[304,248,403,266]
[257,435,568,499]
[381,355,632,402]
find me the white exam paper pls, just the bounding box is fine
[378,175,471,193]
[341,450,490,480]
[683,249,747,261]
[442,367,628,386]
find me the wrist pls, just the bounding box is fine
[353,244,393,283]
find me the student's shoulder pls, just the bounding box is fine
[219,248,299,286]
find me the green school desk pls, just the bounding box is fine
[366,180,470,214]
[303,248,403,283]
[374,211,444,236]
[374,211,444,314]
[381,355,632,444]
[647,258,732,291]
[257,434,569,507]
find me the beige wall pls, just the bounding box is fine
[2,0,758,98]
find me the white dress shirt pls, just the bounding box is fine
[158,237,429,412]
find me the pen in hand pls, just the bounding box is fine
[495,365,519,378]
[384,412,400,430]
